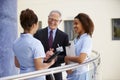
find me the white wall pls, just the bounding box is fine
[18,0,120,80]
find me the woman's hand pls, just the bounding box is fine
[49,58,55,65]
[65,56,73,74]
[64,56,70,64]
[66,70,73,74]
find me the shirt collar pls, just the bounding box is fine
[48,27,57,34]
[80,33,88,39]
[74,33,88,44]
[76,33,88,40]
[21,33,33,38]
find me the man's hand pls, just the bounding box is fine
[44,48,54,61]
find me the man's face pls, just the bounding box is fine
[48,12,61,30]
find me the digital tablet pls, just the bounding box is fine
[45,46,63,63]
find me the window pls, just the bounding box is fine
[38,21,42,29]
[112,18,120,40]
[64,20,75,41]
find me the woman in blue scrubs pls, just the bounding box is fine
[65,13,94,80]
[13,9,55,80]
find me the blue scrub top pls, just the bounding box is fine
[13,33,46,80]
[74,33,92,57]
[67,33,92,80]
[74,33,92,73]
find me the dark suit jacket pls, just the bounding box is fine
[34,27,69,66]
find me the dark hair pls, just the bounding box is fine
[20,8,38,30]
[74,13,94,37]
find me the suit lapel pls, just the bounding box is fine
[44,27,49,49]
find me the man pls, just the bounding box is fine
[34,10,69,80]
